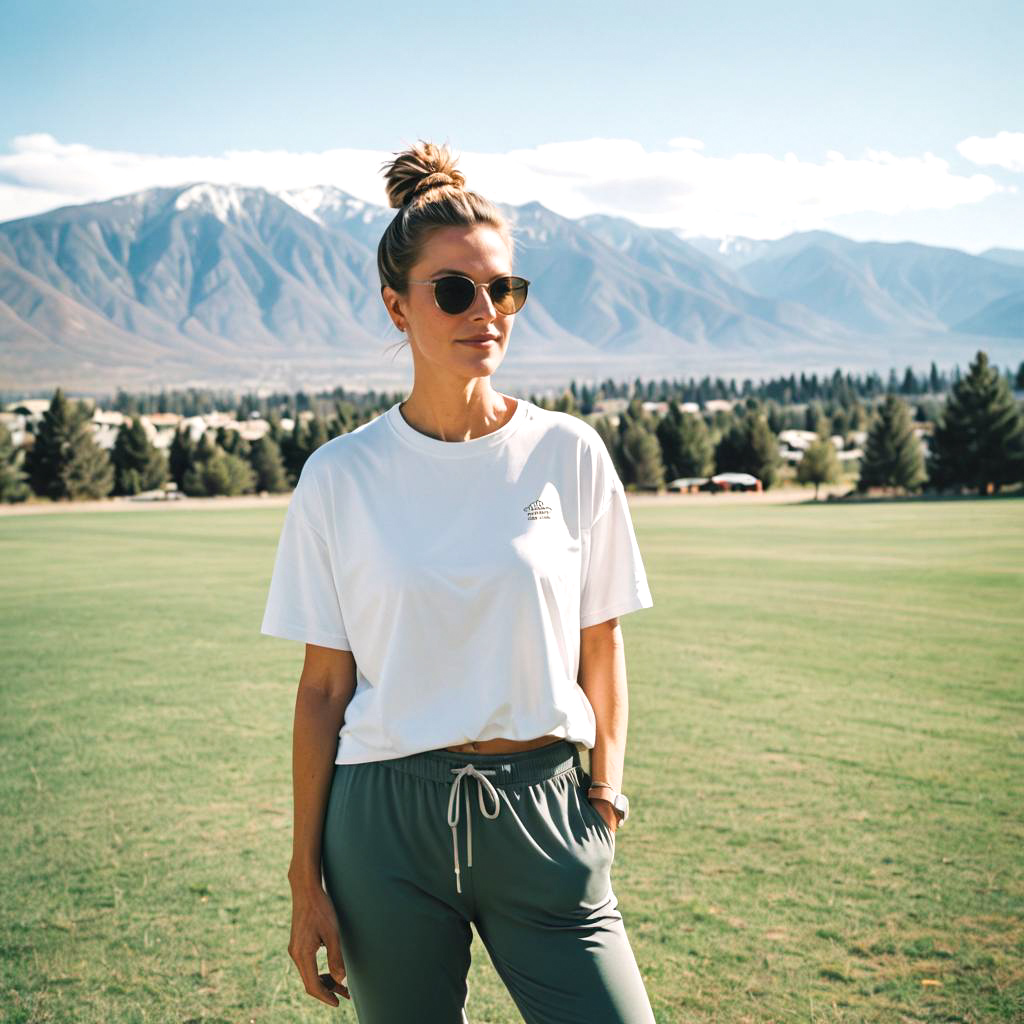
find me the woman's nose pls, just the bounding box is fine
[470,283,498,319]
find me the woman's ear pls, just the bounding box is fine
[381,286,407,332]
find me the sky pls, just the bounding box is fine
[1,0,1022,252]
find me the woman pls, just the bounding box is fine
[261,140,656,1023]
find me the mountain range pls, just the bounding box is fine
[1,182,1021,393]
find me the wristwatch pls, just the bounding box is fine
[588,780,630,824]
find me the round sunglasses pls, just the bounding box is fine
[408,273,530,316]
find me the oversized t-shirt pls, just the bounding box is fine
[260,397,654,764]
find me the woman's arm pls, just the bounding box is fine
[578,618,629,832]
[287,643,357,1006]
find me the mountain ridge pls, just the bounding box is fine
[1,183,1021,391]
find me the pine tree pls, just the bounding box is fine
[796,438,841,500]
[671,410,714,478]
[23,388,113,500]
[306,414,331,455]
[250,435,290,493]
[748,414,781,489]
[168,425,196,489]
[655,403,711,479]
[830,406,850,441]
[0,422,31,503]
[327,401,352,438]
[111,417,167,495]
[24,387,76,499]
[63,422,116,499]
[620,421,664,490]
[281,416,311,485]
[804,401,828,434]
[927,350,1024,495]
[612,402,658,486]
[858,395,926,493]
[181,433,215,496]
[182,433,256,496]
[714,411,781,489]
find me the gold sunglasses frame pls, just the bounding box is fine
[407,273,531,315]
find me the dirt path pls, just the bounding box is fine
[625,483,851,507]
[0,483,853,516]
[0,492,295,515]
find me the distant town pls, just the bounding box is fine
[2,350,1022,504]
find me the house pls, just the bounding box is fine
[667,477,709,493]
[708,472,762,492]
[592,398,630,416]
[641,401,669,415]
[145,412,184,428]
[778,428,820,451]
[704,399,738,413]
[3,399,51,418]
[0,410,28,447]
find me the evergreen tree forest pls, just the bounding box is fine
[2,352,1022,503]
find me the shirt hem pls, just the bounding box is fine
[260,621,352,651]
[333,732,594,765]
[579,590,654,629]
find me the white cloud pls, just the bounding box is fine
[0,133,395,221]
[0,132,1008,240]
[956,130,1024,173]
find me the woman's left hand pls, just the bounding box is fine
[589,797,619,833]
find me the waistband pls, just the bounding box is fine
[380,738,583,786]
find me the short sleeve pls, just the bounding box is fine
[260,464,352,651]
[579,448,654,629]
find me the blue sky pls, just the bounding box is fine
[2,0,1022,251]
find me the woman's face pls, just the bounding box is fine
[382,224,516,380]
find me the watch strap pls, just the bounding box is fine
[587,779,629,824]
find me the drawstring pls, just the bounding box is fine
[447,764,501,893]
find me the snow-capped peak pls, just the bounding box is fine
[173,183,248,222]
[277,186,379,226]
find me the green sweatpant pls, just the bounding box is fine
[321,738,656,1023]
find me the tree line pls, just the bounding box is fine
[4,356,1021,423]
[602,351,1021,498]
[2,349,1021,504]
[575,358,1024,411]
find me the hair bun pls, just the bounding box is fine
[380,140,467,209]
[410,171,457,198]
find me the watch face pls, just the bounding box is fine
[613,794,629,821]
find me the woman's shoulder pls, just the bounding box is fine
[527,408,617,488]
[525,404,606,452]
[526,406,620,503]
[296,410,391,489]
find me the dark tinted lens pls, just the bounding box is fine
[433,275,476,314]
[491,276,529,314]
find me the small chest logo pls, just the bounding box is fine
[524,498,552,521]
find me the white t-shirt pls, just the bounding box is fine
[260,397,654,764]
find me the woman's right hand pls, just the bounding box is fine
[288,879,351,1006]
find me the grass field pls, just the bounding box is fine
[1,495,1022,1023]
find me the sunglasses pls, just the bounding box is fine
[408,273,530,315]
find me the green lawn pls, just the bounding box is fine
[1,496,1021,1023]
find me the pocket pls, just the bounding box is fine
[576,769,616,842]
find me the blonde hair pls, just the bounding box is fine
[376,140,516,307]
